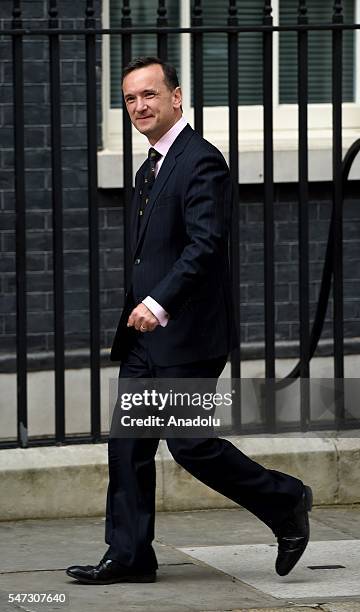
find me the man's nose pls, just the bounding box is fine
[135,97,147,112]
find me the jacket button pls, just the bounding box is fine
[134,258,141,265]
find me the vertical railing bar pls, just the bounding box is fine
[85,1,101,441]
[49,0,65,442]
[157,0,168,61]
[227,0,241,432]
[263,1,276,432]
[121,1,133,291]
[297,1,310,430]
[332,1,345,427]
[192,0,203,136]
[12,0,28,448]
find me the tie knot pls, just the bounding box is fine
[148,147,162,163]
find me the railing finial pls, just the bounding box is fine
[12,0,22,22]
[157,0,167,21]
[263,0,273,25]
[86,0,95,17]
[333,0,344,23]
[122,0,131,22]
[85,0,95,27]
[298,0,308,24]
[193,0,203,21]
[228,0,238,24]
[48,0,58,21]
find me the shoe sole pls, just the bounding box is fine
[66,569,156,585]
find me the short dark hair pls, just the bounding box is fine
[122,56,180,91]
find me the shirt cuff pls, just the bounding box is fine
[142,296,169,327]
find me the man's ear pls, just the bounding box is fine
[173,86,182,109]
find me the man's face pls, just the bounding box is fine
[122,64,182,144]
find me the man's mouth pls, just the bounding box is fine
[137,116,153,121]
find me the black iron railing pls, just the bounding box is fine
[0,0,360,448]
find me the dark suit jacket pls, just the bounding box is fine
[110,123,239,366]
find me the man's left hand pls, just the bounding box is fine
[127,303,159,332]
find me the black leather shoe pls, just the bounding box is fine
[66,558,157,585]
[275,484,313,576]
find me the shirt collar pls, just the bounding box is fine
[148,116,188,159]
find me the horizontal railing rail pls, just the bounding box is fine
[2,24,360,35]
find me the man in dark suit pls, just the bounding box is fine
[66,57,312,585]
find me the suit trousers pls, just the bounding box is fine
[105,333,303,571]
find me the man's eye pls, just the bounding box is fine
[126,97,135,103]
[145,92,155,98]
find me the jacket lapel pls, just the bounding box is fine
[133,124,194,258]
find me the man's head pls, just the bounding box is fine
[122,57,182,145]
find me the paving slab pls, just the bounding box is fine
[0,518,106,573]
[180,540,360,600]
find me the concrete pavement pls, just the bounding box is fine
[0,506,360,612]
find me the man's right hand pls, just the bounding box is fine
[127,303,159,333]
